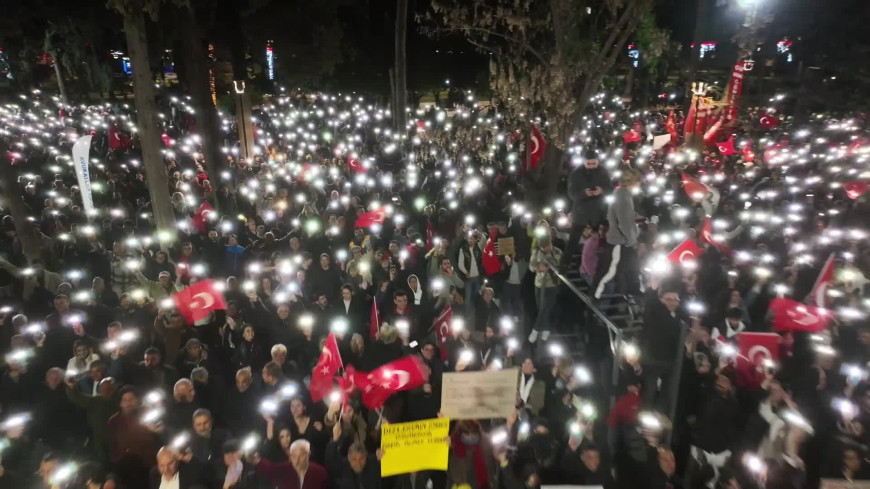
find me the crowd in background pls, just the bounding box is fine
[0,88,869,489]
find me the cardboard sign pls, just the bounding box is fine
[497,237,515,256]
[380,418,450,476]
[441,368,519,419]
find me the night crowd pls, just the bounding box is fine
[0,88,869,489]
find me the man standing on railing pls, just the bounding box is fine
[594,169,642,299]
[528,235,562,343]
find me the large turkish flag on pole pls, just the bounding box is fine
[173,280,226,323]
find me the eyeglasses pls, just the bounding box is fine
[663,297,681,303]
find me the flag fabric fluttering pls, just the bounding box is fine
[173,280,227,323]
[716,136,737,157]
[190,201,214,235]
[310,332,344,402]
[681,173,709,201]
[667,238,704,264]
[525,124,546,173]
[357,356,429,409]
[700,219,732,256]
[807,253,836,308]
[433,306,453,361]
[843,181,868,200]
[356,208,387,228]
[482,237,500,276]
[666,110,678,144]
[769,298,830,333]
[347,154,366,174]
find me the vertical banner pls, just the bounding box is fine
[725,62,746,123]
[72,135,94,216]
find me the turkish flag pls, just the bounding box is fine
[356,208,386,228]
[843,181,868,200]
[741,142,755,163]
[347,154,366,174]
[173,280,227,323]
[482,237,500,276]
[716,136,736,156]
[369,301,380,340]
[759,114,779,130]
[681,173,709,201]
[769,298,830,333]
[525,124,546,173]
[161,132,173,147]
[667,238,704,264]
[807,253,836,307]
[190,201,214,235]
[732,332,780,389]
[623,130,642,145]
[433,306,453,361]
[358,356,429,409]
[700,219,732,256]
[109,125,131,150]
[666,110,678,144]
[310,332,344,402]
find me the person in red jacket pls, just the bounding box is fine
[253,439,329,489]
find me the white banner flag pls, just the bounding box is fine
[72,135,94,215]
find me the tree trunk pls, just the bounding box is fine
[177,4,222,207]
[234,84,255,164]
[121,9,176,240]
[0,143,45,263]
[684,0,710,113]
[394,0,408,133]
[53,54,69,105]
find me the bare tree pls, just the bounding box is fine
[394,0,408,132]
[420,0,656,146]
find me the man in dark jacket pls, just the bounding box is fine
[327,424,381,489]
[640,285,688,415]
[564,153,610,268]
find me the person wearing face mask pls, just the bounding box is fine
[448,420,494,489]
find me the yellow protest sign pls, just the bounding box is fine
[380,418,450,476]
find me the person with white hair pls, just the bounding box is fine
[252,438,329,489]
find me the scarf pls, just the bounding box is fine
[452,432,489,489]
[519,374,535,402]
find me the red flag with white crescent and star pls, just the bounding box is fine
[358,355,429,409]
[667,238,704,265]
[716,136,737,157]
[807,253,836,308]
[483,236,500,276]
[700,218,732,256]
[524,124,546,173]
[347,154,366,174]
[843,181,868,200]
[433,305,453,361]
[666,110,678,145]
[738,332,780,368]
[310,332,344,402]
[173,280,226,323]
[356,208,386,228]
[681,173,709,201]
[769,298,830,333]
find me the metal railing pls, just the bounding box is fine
[542,257,624,408]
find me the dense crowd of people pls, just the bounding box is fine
[0,87,869,489]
